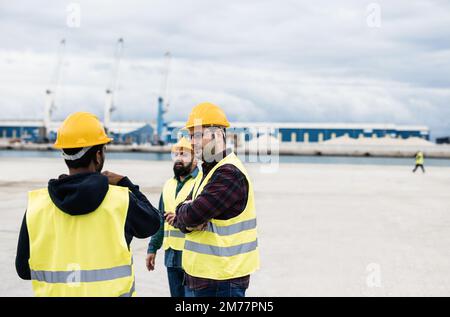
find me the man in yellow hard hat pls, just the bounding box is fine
[146,137,202,297]
[15,112,161,297]
[167,102,260,297]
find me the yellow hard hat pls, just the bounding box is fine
[171,137,193,153]
[184,102,230,129]
[54,112,112,149]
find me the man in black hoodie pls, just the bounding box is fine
[15,112,161,296]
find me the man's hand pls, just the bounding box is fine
[102,171,125,185]
[165,212,176,226]
[146,253,156,271]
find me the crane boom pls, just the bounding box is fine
[44,38,65,140]
[104,38,124,132]
[161,51,171,112]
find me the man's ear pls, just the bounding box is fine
[95,149,103,165]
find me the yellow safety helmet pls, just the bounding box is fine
[184,102,230,129]
[171,137,193,153]
[54,112,112,149]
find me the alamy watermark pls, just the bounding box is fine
[66,263,81,287]
[366,3,381,28]
[169,125,280,173]
[366,263,382,288]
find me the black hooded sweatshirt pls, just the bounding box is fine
[15,172,162,280]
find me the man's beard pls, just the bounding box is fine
[96,160,104,173]
[173,162,192,178]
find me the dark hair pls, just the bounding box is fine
[63,144,104,169]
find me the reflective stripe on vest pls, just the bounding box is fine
[26,185,135,297]
[162,172,201,251]
[30,264,132,283]
[184,239,258,257]
[182,152,260,280]
[164,230,185,238]
[205,218,257,236]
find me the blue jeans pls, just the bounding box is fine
[165,249,185,297]
[167,267,185,297]
[185,281,246,297]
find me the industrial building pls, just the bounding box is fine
[0,119,430,146]
[166,121,430,145]
[0,120,153,145]
[436,137,450,144]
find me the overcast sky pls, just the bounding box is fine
[0,0,449,136]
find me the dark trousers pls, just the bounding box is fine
[413,164,425,173]
[185,281,246,297]
[167,267,185,297]
[165,248,185,297]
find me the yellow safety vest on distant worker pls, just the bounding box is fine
[416,152,424,165]
[182,152,260,280]
[26,185,135,297]
[162,172,202,251]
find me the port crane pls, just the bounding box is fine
[154,51,171,145]
[104,38,124,133]
[43,38,65,140]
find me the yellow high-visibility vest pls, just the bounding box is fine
[26,185,135,297]
[416,152,424,165]
[162,171,202,251]
[182,152,260,280]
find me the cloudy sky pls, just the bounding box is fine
[0,0,449,137]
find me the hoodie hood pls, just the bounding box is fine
[48,172,109,215]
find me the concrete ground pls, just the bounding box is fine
[1,157,449,296]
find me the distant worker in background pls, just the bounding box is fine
[146,137,201,297]
[15,112,161,297]
[168,102,260,297]
[413,151,425,173]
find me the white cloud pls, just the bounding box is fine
[0,0,449,137]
